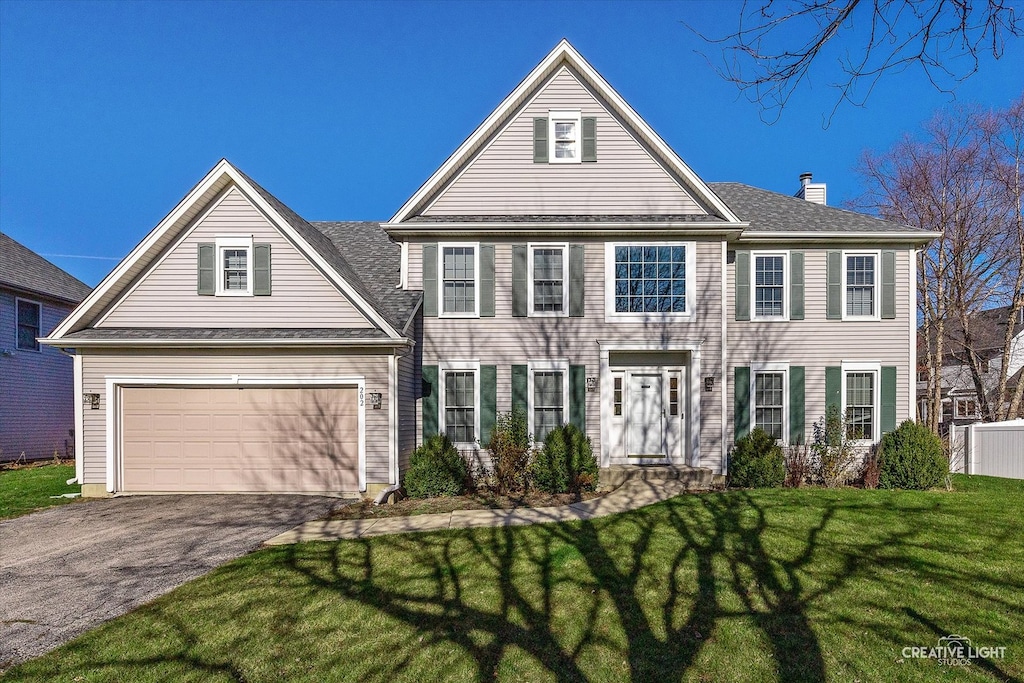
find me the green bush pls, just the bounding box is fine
[488,410,531,494]
[729,428,785,488]
[531,424,598,494]
[878,420,947,490]
[404,433,470,498]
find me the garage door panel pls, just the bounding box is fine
[121,386,359,493]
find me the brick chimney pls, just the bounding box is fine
[796,172,827,205]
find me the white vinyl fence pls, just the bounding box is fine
[965,419,1024,479]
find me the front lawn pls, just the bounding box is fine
[6,475,1023,682]
[0,461,79,520]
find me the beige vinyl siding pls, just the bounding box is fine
[726,246,915,447]
[419,239,725,472]
[99,187,374,329]
[78,348,393,489]
[423,67,705,217]
[0,292,76,460]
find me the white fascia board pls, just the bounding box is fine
[388,39,739,224]
[48,159,236,341]
[737,230,942,244]
[385,223,746,238]
[39,337,412,349]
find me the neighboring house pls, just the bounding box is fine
[917,305,1024,428]
[43,41,937,498]
[0,233,92,461]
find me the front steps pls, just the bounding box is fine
[598,465,716,492]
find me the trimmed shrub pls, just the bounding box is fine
[488,410,531,494]
[404,433,470,498]
[878,420,947,490]
[729,428,785,488]
[531,424,598,494]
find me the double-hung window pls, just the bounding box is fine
[842,363,880,441]
[844,252,878,319]
[751,363,788,442]
[529,361,569,443]
[440,361,480,444]
[529,244,568,315]
[16,299,41,352]
[753,253,787,319]
[215,237,253,296]
[440,244,479,316]
[606,243,694,320]
[549,110,581,163]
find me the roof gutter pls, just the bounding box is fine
[736,230,942,245]
[384,222,747,238]
[39,337,414,349]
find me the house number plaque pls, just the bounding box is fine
[704,377,715,392]
[586,377,598,393]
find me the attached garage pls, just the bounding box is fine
[119,384,362,493]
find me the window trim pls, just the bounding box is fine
[438,242,481,318]
[841,361,881,442]
[528,359,571,444]
[15,297,42,352]
[548,110,582,164]
[954,396,980,419]
[841,250,881,321]
[750,362,789,444]
[438,360,481,446]
[604,241,696,322]
[215,236,254,297]
[750,251,789,322]
[527,242,569,317]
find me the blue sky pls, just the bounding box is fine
[1,0,1021,286]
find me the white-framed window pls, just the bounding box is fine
[842,251,880,320]
[528,360,570,443]
[528,243,569,316]
[751,362,789,443]
[752,251,788,320]
[439,360,480,445]
[15,298,41,352]
[439,243,480,317]
[549,110,582,163]
[604,242,695,321]
[841,362,881,442]
[955,397,980,418]
[215,237,253,296]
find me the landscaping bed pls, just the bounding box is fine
[331,489,606,520]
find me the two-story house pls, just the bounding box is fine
[43,41,937,498]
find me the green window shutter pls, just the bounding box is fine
[581,117,597,162]
[253,243,271,296]
[826,251,842,319]
[422,365,439,439]
[422,243,437,317]
[197,243,215,295]
[734,366,750,442]
[790,251,804,320]
[825,366,841,414]
[569,365,586,431]
[790,366,805,445]
[481,365,497,445]
[480,244,495,317]
[511,365,528,417]
[512,245,528,317]
[569,244,585,317]
[881,366,897,434]
[881,250,896,319]
[735,251,750,321]
[533,118,548,163]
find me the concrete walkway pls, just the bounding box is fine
[265,478,698,545]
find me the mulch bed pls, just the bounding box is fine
[330,489,606,520]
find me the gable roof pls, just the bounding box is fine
[0,233,92,305]
[389,39,740,225]
[46,160,419,344]
[920,304,1024,364]
[710,183,940,241]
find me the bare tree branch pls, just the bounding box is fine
[689,0,1023,123]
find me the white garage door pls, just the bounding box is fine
[121,386,359,493]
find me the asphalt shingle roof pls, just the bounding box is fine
[405,214,723,223]
[0,233,92,304]
[708,183,930,233]
[62,328,393,341]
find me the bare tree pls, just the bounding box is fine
[693,0,1023,122]
[855,95,1024,428]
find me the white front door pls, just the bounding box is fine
[628,373,665,457]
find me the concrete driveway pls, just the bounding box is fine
[0,494,342,669]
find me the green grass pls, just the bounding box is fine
[0,461,79,520]
[6,475,1023,682]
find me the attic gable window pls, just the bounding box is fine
[534,112,596,163]
[215,237,254,296]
